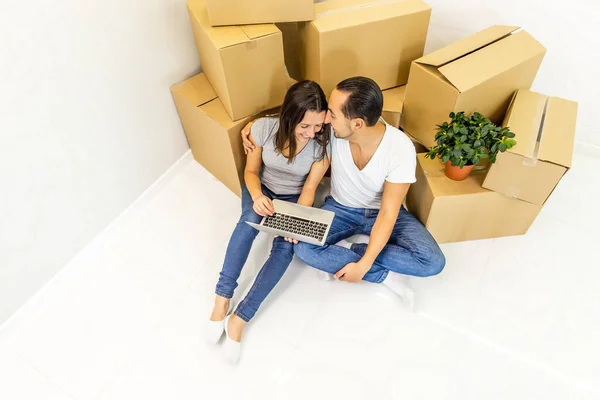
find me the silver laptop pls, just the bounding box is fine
[246,199,335,246]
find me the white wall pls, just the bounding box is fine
[423,0,598,147]
[0,1,199,324]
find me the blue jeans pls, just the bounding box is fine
[294,196,445,282]
[216,185,300,322]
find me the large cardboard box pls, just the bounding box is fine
[402,26,546,149]
[300,0,431,96]
[380,85,427,153]
[406,154,542,243]
[382,85,406,128]
[482,90,578,205]
[187,0,288,121]
[206,0,315,27]
[276,22,305,81]
[171,73,253,197]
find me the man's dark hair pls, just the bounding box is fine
[336,76,383,127]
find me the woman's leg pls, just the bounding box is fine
[229,237,294,334]
[226,192,299,340]
[211,186,267,320]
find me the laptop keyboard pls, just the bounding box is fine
[263,212,328,241]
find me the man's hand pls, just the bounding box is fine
[334,261,371,283]
[241,121,255,154]
[274,235,298,244]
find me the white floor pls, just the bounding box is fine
[1,146,600,400]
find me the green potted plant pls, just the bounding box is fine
[425,112,517,181]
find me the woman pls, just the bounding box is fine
[206,80,331,363]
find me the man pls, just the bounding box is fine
[242,77,445,303]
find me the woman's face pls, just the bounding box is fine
[294,110,327,144]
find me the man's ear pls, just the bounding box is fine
[352,118,365,130]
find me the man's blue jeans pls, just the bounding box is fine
[216,185,299,322]
[294,196,445,282]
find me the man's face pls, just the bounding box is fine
[325,89,354,139]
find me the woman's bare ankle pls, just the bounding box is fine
[227,314,246,342]
[210,296,230,321]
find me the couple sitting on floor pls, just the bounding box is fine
[205,76,446,363]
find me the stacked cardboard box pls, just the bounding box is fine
[406,89,578,243]
[206,0,314,27]
[187,0,288,121]
[172,0,578,245]
[171,74,297,197]
[278,0,431,96]
[171,74,253,197]
[482,90,578,205]
[380,85,427,154]
[402,26,546,149]
[407,154,543,243]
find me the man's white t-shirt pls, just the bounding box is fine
[330,122,417,209]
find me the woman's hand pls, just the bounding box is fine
[252,194,274,217]
[241,121,255,154]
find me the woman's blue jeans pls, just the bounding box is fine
[215,185,299,322]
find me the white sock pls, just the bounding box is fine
[335,239,353,249]
[382,273,415,310]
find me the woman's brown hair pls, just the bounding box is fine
[273,80,329,164]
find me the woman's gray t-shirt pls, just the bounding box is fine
[251,117,330,195]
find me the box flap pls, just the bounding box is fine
[315,0,373,15]
[313,0,430,32]
[383,85,406,113]
[503,90,546,160]
[538,97,578,168]
[417,154,490,197]
[188,1,277,48]
[416,25,519,67]
[240,24,281,40]
[437,30,545,92]
[171,73,218,107]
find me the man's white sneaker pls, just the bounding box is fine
[223,315,241,365]
[382,273,415,310]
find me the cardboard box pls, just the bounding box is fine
[171,73,253,197]
[402,26,546,149]
[172,74,297,197]
[300,0,431,96]
[187,0,288,121]
[206,0,315,27]
[482,90,578,205]
[406,154,542,243]
[276,22,305,81]
[382,85,406,128]
[406,132,428,154]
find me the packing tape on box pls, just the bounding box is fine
[521,96,549,167]
[505,186,521,199]
[316,0,412,18]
